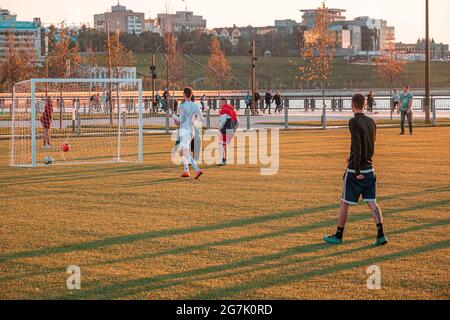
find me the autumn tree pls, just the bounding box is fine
[103,31,136,78]
[98,29,137,123]
[45,25,81,78]
[206,38,231,96]
[298,1,335,129]
[164,32,184,95]
[0,31,36,113]
[375,40,405,118]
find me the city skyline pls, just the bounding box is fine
[1,0,449,45]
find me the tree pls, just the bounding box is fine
[45,25,81,78]
[97,29,137,123]
[205,38,231,96]
[77,25,105,52]
[164,32,184,95]
[375,40,405,117]
[0,31,36,112]
[298,1,335,129]
[103,31,136,78]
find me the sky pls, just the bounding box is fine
[1,0,449,44]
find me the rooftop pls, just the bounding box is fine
[300,8,346,13]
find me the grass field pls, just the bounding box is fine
[1,127,449,300]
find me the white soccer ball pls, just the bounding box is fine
[44,156,54,165]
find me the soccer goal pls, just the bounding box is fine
[10,78,143,167]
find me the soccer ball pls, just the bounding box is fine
[44,156,54,165]
[61,143,70,153]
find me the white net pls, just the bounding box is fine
[10,79,143,167]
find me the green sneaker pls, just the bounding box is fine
[323,235,343,245]
[374,236,388,247]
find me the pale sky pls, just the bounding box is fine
[2,0,449,44]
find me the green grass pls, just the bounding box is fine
[1,127,450,299]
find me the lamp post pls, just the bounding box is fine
[151,44,163,108]
[101,21,114,124]
[250,40,257,115]
[425,0,431,124]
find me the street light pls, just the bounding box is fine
[151,44,163,107]
[250,40,257,115]
[425,0,431,124]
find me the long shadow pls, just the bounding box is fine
[51,220,450,300]
[0,203,338,263]
[193,238,450,300]
[118,164,226,189]
[1,162,226,188]
[5,199,449,285]
[2,163,155,183]
[1,193,449,263]
[1,165,172,187]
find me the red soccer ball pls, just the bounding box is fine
[61,143,70,153]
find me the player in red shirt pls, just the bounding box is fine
[40,97,54,148]
[218,98,239,165]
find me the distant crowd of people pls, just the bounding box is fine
[244,89,283,116]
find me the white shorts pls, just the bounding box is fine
[179,129,194,150]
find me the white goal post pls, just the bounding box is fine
[10,78,143,167]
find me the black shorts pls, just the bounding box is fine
[341,169,377,205]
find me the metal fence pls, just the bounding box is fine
[1,94,449,138]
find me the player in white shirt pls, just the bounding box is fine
[170,87,204,179]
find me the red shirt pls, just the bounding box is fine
[41,101,53,126]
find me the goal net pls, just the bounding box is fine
[10,78,143,167]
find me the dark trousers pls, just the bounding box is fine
[264,102,271,114]
[400,111,413,134]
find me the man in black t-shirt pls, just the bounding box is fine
[323,93,388,247]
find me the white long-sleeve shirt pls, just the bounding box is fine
[172,100,203,133]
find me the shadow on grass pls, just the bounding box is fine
[0,164,171,187]
[192,238,450,300]
[1,162,226,189]
[0,193,449,264]
[3,198,449,299]
[51,220,450,300]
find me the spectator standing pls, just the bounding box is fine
[398,86,414,135]
[200,94,207,112]
[264,89,273,114]
[273,91,282,113]
[367,91,374,113]
[391,89,400,120]
[254,92,261,115]
[40,97,54,148]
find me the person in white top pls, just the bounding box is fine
[170,87,204,179]
[391,89,400,120]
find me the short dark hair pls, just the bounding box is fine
[220,97,227,103]
[404,85,409,89]
[352,93,366,110]
[183,87,193,99]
